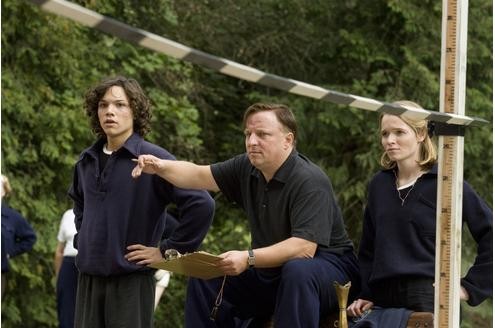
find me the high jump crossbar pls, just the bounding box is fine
[29,0,489,127]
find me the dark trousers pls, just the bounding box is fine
[185,250,360,328]
[74,271,155,328]
[57,256,78,328]
[370,276,435,312]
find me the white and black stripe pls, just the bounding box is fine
[30,0,488,127]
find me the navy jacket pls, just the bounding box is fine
[359,164,492,306]
[1,204,37,272]
[68,133,215,276]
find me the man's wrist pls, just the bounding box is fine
[247,249,256,268]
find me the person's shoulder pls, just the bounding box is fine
[211,154,251,181]
[61,209,75,221]
[461,180,487,201]
[295,153,326,175]
[294,152,314,167]
[221,153,248,162]
[63,208,74,215]
[1,204,26,222]
[369,169,392,185]
[75,145,93,161]
[1,204,15,216]
[75,139,103,162]
[139,140,176,160]
[214,153,249,167]
[291,153,331,187]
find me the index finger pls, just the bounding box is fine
[127,244,145,250]
[362,302,373,312]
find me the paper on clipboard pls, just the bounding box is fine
[149,251,224,280]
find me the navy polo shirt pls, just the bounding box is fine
[210,150,353,254]
[69,133,214,276]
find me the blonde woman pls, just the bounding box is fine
[347,102,492,326]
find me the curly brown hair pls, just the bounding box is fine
[84,76,152,137]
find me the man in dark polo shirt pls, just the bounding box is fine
[132,102,360,327]
[69,76,215,328]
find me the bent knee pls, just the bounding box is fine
[281,258,314,283]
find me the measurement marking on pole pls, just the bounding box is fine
[435,0,466,327]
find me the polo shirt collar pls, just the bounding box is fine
[83,132,143,159]
[119,133,142,158]
[272,149,298,183]
[249,149,298,184]
[383,163,438,177]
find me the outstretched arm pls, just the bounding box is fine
[131,154,220,192]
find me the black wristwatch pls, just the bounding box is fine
[247,249,256,268]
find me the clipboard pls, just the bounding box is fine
[149,251,224,280]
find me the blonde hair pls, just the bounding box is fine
[379,101,437,170]
[1,175,12,197]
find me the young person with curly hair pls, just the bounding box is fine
[69,76,215,328]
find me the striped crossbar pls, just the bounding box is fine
[30,0,489,127]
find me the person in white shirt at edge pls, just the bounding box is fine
[54,209,78,328]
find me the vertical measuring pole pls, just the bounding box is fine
[434,0,468,327]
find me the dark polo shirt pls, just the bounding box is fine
[69,133,215,276]
[210,150,353,254]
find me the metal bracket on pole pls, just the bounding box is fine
[431,122,466,136]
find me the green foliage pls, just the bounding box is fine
[1,1,202,326]
[2,0,491,327]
